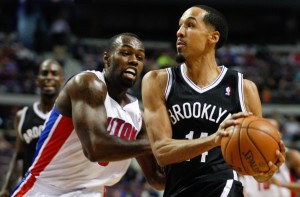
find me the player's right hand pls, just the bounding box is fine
[0,189,10,197]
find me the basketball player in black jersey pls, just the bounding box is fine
[0,59,64,197]
[142,5,286,197]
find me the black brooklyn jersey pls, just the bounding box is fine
[163,65,246,197]
[18,102,49,176]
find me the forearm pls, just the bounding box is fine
[1,153,19,192]
[273,181,300,193]
[84,137,153,162]
[136,154,165,190]
[284,183,300,193]
[154,135,216,166]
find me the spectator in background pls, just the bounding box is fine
[282,115,300,144]
[16,0,47,51]
[43,35,83,81]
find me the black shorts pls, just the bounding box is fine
[164,168,244,197]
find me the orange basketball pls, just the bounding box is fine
[221,115,281,176]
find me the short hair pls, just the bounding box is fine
[194,5,228,49]
[105,32,141,53]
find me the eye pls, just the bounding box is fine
[136,55,144,61]
[121,51,130,56]
[187,22,194,28]
[40,71,48,76]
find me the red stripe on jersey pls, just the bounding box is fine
[31,115,74,176]
[12,175,36,197]
[290,172,296,197]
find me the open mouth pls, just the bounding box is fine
[124,68,137,77]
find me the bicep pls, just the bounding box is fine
[142,71,172,143]
[243,79,262,117]
[67,74,108,149]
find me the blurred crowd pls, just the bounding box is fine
[0,32,299,103]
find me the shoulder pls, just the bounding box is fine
[242,78,262,116]
[16,106,28,119]
[243,79,258,90]
[66,72,107,95]
[143,69,168,84]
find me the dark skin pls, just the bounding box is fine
[55,34,165,189]
[0,59,64,197]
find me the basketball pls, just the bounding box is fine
[221,115,281,176]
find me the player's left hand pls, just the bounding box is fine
[214,111,252,146]
[253,140,286,182]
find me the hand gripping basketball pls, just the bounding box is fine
[221,115,281,176]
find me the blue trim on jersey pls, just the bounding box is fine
[33,105,60,160]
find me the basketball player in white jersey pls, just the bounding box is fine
[0,59,64,197]
[241,152,298,197]
[11,33,165,197]
[241,119,300,197]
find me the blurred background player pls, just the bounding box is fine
[0,59,64,197]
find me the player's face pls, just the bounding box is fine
[176,7,215,59]
[105,36,145,88]
[36,61,64,96]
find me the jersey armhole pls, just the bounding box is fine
[18,106,28,141]
[238,73,247,112]
[165,68,173,100]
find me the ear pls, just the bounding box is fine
[103,51,109,68]
[35,78,39,86]
[208,31,220,45]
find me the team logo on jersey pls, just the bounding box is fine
[225,86,231,96]
[98,117,138,166]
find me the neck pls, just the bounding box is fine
[39,95,57,113]
[184,54,220,88]
[105,78,129,106]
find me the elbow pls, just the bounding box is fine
[82,146,98,162]
[155,154,168,167]
[82,143,106,162]
[152,145,169,167]
[144,171,166,190]
[146,178,165,190]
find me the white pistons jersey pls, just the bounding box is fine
[241,163,296,197]
[12,70,142,197]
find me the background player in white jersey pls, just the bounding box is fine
[0,59,64,197]
[241,149,299,197]
[241,119,300,197]
[269,149,300,195]
[11,32,165,197]
[142,5,286,197]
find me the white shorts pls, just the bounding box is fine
[12,178,105,197]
